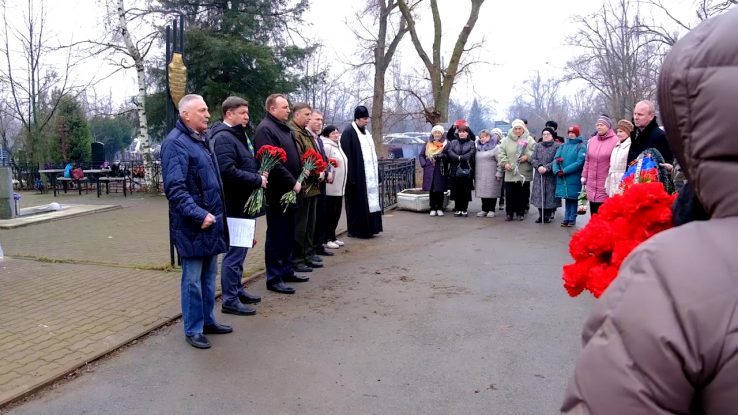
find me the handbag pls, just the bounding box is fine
[456,160,471,178]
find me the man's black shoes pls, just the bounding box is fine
[315,249,334,257]
[283,274,309,283]
[203,322,233,334]
[238,291,261,304]
[293,264,313,273]
[306,261,323,268]
[267,282,296,294]
[221,303,256,316]
[186,333,211,349]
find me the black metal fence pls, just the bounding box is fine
[378,158,416,212]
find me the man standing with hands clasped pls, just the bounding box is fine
[210,96,266,317]
[162,94,232,349]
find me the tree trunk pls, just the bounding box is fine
[118,0,154,192]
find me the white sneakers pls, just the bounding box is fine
[326,241,340,249]
[477,211,487,217]
[486,211,495,218]
[430,210,444,216]
[429,210,437,216]
[436,210,444,216]
[334,239,345,246]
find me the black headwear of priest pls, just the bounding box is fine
[354,105,370,120]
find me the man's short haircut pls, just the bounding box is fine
[265,93,288,112]
[178,94,204,115]
[221,96,249,117]
[311,109,323,117]
[637,100,656,115]
[293,102,312,114]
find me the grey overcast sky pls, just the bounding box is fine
[3,0,700,118]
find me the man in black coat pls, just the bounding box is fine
[628,100,674,164]
[211,96,266,316]
[252,94,308,294]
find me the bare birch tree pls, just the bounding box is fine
[396,0,485,125]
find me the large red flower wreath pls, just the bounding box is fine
[562,182,677,298]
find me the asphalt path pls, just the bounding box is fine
[7,204,594,415]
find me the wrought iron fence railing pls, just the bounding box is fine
[378,158,416,212]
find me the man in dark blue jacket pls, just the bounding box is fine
[253,94,307,294]
[211,96,266,316]
[162,94,232,349]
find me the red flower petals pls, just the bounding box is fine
[562,182,677,298]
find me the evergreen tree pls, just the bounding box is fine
[467,98,490,132]
[90,114,136,161]
[158,0,315,121]
[49,96,91,165]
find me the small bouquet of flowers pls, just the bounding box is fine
[328,157,338,168]
[562,182,677,298]
[577,188,588,215]
[243,145,287,215]
[280,148,327,211]
[514,139,529,182]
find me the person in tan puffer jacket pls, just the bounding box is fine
[561,8,738,415]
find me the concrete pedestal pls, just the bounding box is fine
[0,167,16,219]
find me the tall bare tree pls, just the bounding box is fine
[1,0,75,165]
[565,0,663,120]
[348,0,411,153]
[637,0,737,46]
[397,0,485,125]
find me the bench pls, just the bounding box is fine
[56,177,89,195]
[97,176,128,197]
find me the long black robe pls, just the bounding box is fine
[340,123,383,238]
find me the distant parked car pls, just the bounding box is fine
[382,133,426,159]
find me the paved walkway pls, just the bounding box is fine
[0,190,345,407]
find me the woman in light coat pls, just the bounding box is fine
[474,129,503,217]
[604,120,633,197]
[581,115,618,214]
[320,125,348,248]
[499,119,536,221]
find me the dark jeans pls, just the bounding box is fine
[293,196,317,266]
[564,199,578,224]
[499,185,505,207]
[505,181,530,217]
[265,207,296,285]
[325,195,343,241]
[590,201,603,215]
[429,191,445,210]
[220,246,250,308]
[481,198,497,212]
[181,255,217,336]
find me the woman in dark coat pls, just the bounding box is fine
[419,124,449,216]
[531,127,561,223]
[447,125,476,217]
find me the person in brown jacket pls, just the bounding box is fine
[561,8,738,415]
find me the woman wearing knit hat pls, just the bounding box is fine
[498,119,537,221]
[553,125,586,227]
[604,120,634,197]
[581,115,618,214]
[419,125,450,216]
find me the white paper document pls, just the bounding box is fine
[227,218,256,248]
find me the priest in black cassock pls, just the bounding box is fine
[340,105,383,238]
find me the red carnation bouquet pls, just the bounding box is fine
[329,157,338,168]
[280,148,327,211]
[562,182,677,298]
[243,145,287,215]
